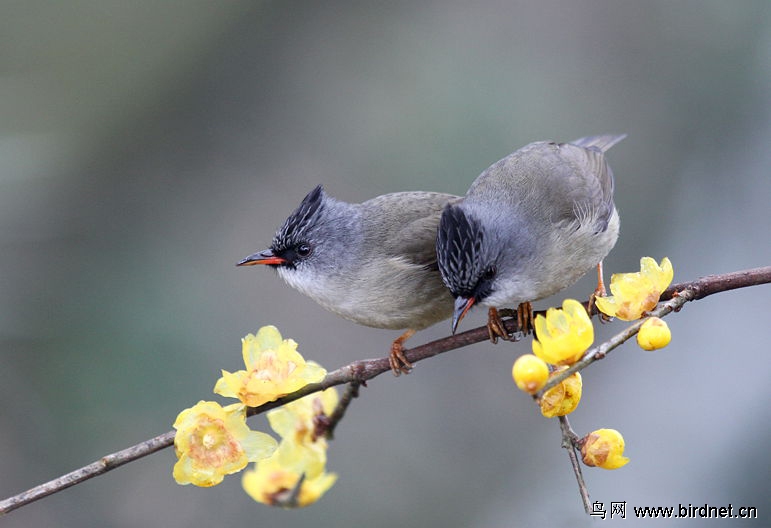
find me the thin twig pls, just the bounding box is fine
[558,416,591,514]
[1,266,770,515]
[323,381,361,441]
[310,381,361,442]
[280,472,306,508]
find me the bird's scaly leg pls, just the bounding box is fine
[516,301,533,337]
[588,260,612,322]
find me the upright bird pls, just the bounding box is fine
[436,134,625,338]
[238,186,460,374]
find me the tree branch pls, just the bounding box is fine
[2,266,770,515]
[322,381,361,441]
[0,431,175,514]
[558,416,591,514]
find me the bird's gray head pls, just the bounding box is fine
[238,185,366,313]
[237,185,338,274]
[436,204,501,333]
[268,185,326,268]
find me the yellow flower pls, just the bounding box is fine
[214,326,326,407]
[269,387,339,442]
[532,299,594,366]
[173,401,277,487]
[637,317,672,351]
[267,387,339,478]
[539,370,582,417]
[241,386,339,506]
[595,257,674,321]
[581,428,630,470]
[242,451,338,508]
[512,354,549,394]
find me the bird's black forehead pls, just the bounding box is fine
[272,185,325,251]
[436,205,488,296]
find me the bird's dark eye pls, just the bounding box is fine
[482,265,496,281]
[296,243,312,258]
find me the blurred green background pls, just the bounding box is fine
[2,1,770,526]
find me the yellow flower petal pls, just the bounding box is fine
[267,387,339,478]
[172,401,277,487]
[640,257,673,292]
[539,370,582,417]
[269,386,338,438]
[532,299,593,366]
[249,325,285,361]
[213,369,246,399]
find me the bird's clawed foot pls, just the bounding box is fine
[389,329,416,376]
[487,307,511,343]
[487,303,532,344]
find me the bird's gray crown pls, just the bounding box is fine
[436,204,497,299]
[271,185,326,252]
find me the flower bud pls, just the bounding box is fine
[581,428,629,469]
[637,317,671,351]
[512,354,549,394]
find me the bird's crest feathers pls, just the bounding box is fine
[272,185,326,251]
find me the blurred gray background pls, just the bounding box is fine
[2,1,770,527]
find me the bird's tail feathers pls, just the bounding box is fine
[570,134,627,152]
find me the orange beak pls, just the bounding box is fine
[236,249,287,267]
